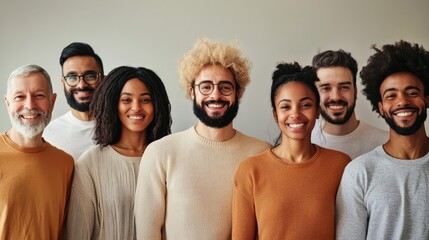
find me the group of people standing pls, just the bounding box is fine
[1,38,428,240]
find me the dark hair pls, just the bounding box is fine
[271,62,319,145]
[59,42,104,75]
[360,40,429,113]
[90,66,172,147]
[312,49,358,86]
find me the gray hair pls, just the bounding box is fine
[7,64,53,94]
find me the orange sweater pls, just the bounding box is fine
[0,133,74,240]
[232,146,350,240]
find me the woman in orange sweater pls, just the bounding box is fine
[232,62,351,240]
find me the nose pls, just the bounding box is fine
[396,93,411,107]
[329,88,341,100]
[210,85,222,99]
[24,96,36,109]
[76,76,88,88]
[290,106,302,119]
[131,100,142,111]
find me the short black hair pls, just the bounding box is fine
[360,40,429,113]
[312,49,358,86]
[59,42,104,75]
[90,66,172,147]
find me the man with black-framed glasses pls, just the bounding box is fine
[44,42,104,160]
[135,38,271,240]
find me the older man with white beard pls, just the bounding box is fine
[0,64,74,239]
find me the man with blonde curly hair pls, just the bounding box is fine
[135,38,270,240]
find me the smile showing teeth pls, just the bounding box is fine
[128,115,143,120]
[395,112,413,117]
[207,103,225,109]
[328,105,344,110]
[21,115,38,119]
[288,123,304,128]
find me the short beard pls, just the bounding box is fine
[10,109,52,138]
[193,97,239,128]
[320,101,355,125]
[64,86,93,112]
[381,109,427,136]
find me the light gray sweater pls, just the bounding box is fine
[336,145,429,240]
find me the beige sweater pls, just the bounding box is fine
[65,145,140,240]
[134,127,271,240]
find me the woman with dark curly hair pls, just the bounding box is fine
[65,66,172,239]
[232,62,350,239]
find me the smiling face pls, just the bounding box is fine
[62,55,102,112]
[118,78,154,137]
[316,67,356,125]
[273,81,319,141]
[191,64,239,128]
[5,72,56,138]
[378,72,429,136]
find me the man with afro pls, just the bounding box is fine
[336,40,429,239]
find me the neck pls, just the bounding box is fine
[272,136,315,164]
[383,126,429,160]
[7,128,44,148]
[71,108,92,121]
[194,121,236,142]
[322,113,359,135]
[111,129,148,157]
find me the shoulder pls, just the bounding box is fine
[235,131,272,148]
[318,146,351,163]
[235,149,270,179]
[44,142,74,167]
[343,147,383,175]
[358,121,388,136]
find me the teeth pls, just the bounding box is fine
[328,105,344,110]
[22,115,38,119]
[288,123,304,128]
[129,115,143,120]
[396,112,413,117]
[208,103,224,108]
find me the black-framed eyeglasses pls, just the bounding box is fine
[192,81,235,96]
[63,73,101,87]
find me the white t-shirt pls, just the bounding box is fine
[43,111,95,161]
[311,119,388,159]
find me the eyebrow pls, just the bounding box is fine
[64,70,98,75]
[317,81,352,88]
[382,86,421,96]
[277,96,314,106]
[120,92,151,97]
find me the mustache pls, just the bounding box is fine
[391,106,419,113]
[18,108,45,116]
[70,87,94,94]
[325,100,348,106]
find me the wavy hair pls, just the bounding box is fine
[90,66,172,147]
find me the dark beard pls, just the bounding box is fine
[64,87,93,112]
[381,108,427,136]
[193,98,239,128]
[320,100,355,125]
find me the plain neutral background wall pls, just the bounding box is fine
[1,0,428,143]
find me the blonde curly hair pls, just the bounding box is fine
[178,38,251,99]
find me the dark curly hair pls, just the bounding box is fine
[312,49,358,86]
[60,42,104,75]
[360,40,429,113]
[90,66,172,147]
[271,62,319,146]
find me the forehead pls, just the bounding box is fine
[380,72,424,93]
[63,55,100,74]
[276,81,316,101]
[8,72,50,95]
[316,66,353,85]
[121,78,150,93]
[195,64,234,83]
